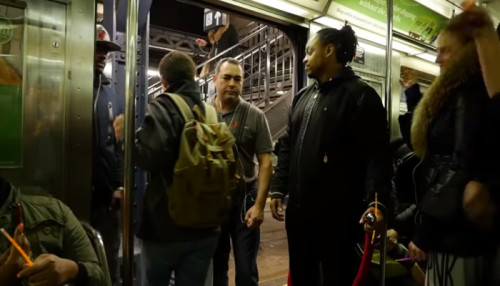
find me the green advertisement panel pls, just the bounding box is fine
[334,0,447,43]
[0,6,24,167]
[0,85,22,166]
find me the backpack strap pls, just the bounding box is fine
[165,93,194,122]
[235,100,250,143]
[204,103,218,124]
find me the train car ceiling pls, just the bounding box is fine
[193,0,500,63]
[179,0,310,27]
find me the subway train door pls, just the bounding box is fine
[0,0,96,220]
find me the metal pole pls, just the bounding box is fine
[385,0,393,124]
[123,0,138,284]
[265,33,271,108]
[258,27,263,101]
[250,50,254,102]
[381,1,393,285]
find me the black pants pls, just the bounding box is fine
[91,202,121,284]
[213,183,259,286]
[285,205,359,286]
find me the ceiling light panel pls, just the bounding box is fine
[250,0,318,19]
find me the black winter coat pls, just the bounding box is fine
[92,74,124,206]
[409,47,500,256]
[270,67,392,226]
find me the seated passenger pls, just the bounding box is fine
[0,177,104,286]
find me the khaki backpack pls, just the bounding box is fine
[166,93,238,228]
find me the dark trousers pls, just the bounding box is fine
[141,234,219,286]
[285,205,359,286]
[91,202,121,284]
[213,183,259,286]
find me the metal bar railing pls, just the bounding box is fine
[282,37,285,84]
[257,27,263,102]
[250,47,254,102]
[196,25,268,69]
[265,29,271,106]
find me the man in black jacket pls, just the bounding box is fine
[114,51,219,286]
[269,26,392,285]
[90,24,123,284]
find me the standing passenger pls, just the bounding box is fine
[211,58,274,286]
[114,51,220,286]
[408,8,499,285]
[269,26,392,285]
[90,24,123,285]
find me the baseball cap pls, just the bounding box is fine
[96,24,120,52]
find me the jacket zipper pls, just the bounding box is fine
[296,90,319,204]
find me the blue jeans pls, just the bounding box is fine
[141,234,219,286]
[213,182,260,286]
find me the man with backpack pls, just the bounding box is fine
[210,58,274,286]
[114,51,230,286]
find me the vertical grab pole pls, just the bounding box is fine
[123,0,138,285]
[381,1,393,286]
[385,0,393,126]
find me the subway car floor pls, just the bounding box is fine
[229,200,289,286]
[118,200,290,286]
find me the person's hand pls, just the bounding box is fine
[399,69,418,90]
[196,38,208,48]
[109,188,123,210]
[408,241,427,262]
[386,229,399,252]
[270,198,284,221]
[0,224,32,285]
[4,223,32,267]
[113,114,125,142]
[463,181,494,229]
[245,205,264,229]
[17,254,79,286]
[208,30,216,44]
[359,207,384,235]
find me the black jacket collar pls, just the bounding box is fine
[313,66,359,91]
[165,79,203,107]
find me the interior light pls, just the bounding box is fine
[358,42,386,56]
[316,17,386,45]
[250,0,316,18]
[393,40,424,55]
[412,0,455,18]
[416,52,437,63]
[314,16,437,63]
[148,70,159,77]
[313,16,344,30]
[401,56,440,76]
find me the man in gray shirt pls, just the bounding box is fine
[210,58,273,286]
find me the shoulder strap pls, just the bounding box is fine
[165,93,194,122]
[204,103,218,124]
[236,100,250,143]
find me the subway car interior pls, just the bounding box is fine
[0,0,499,285]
